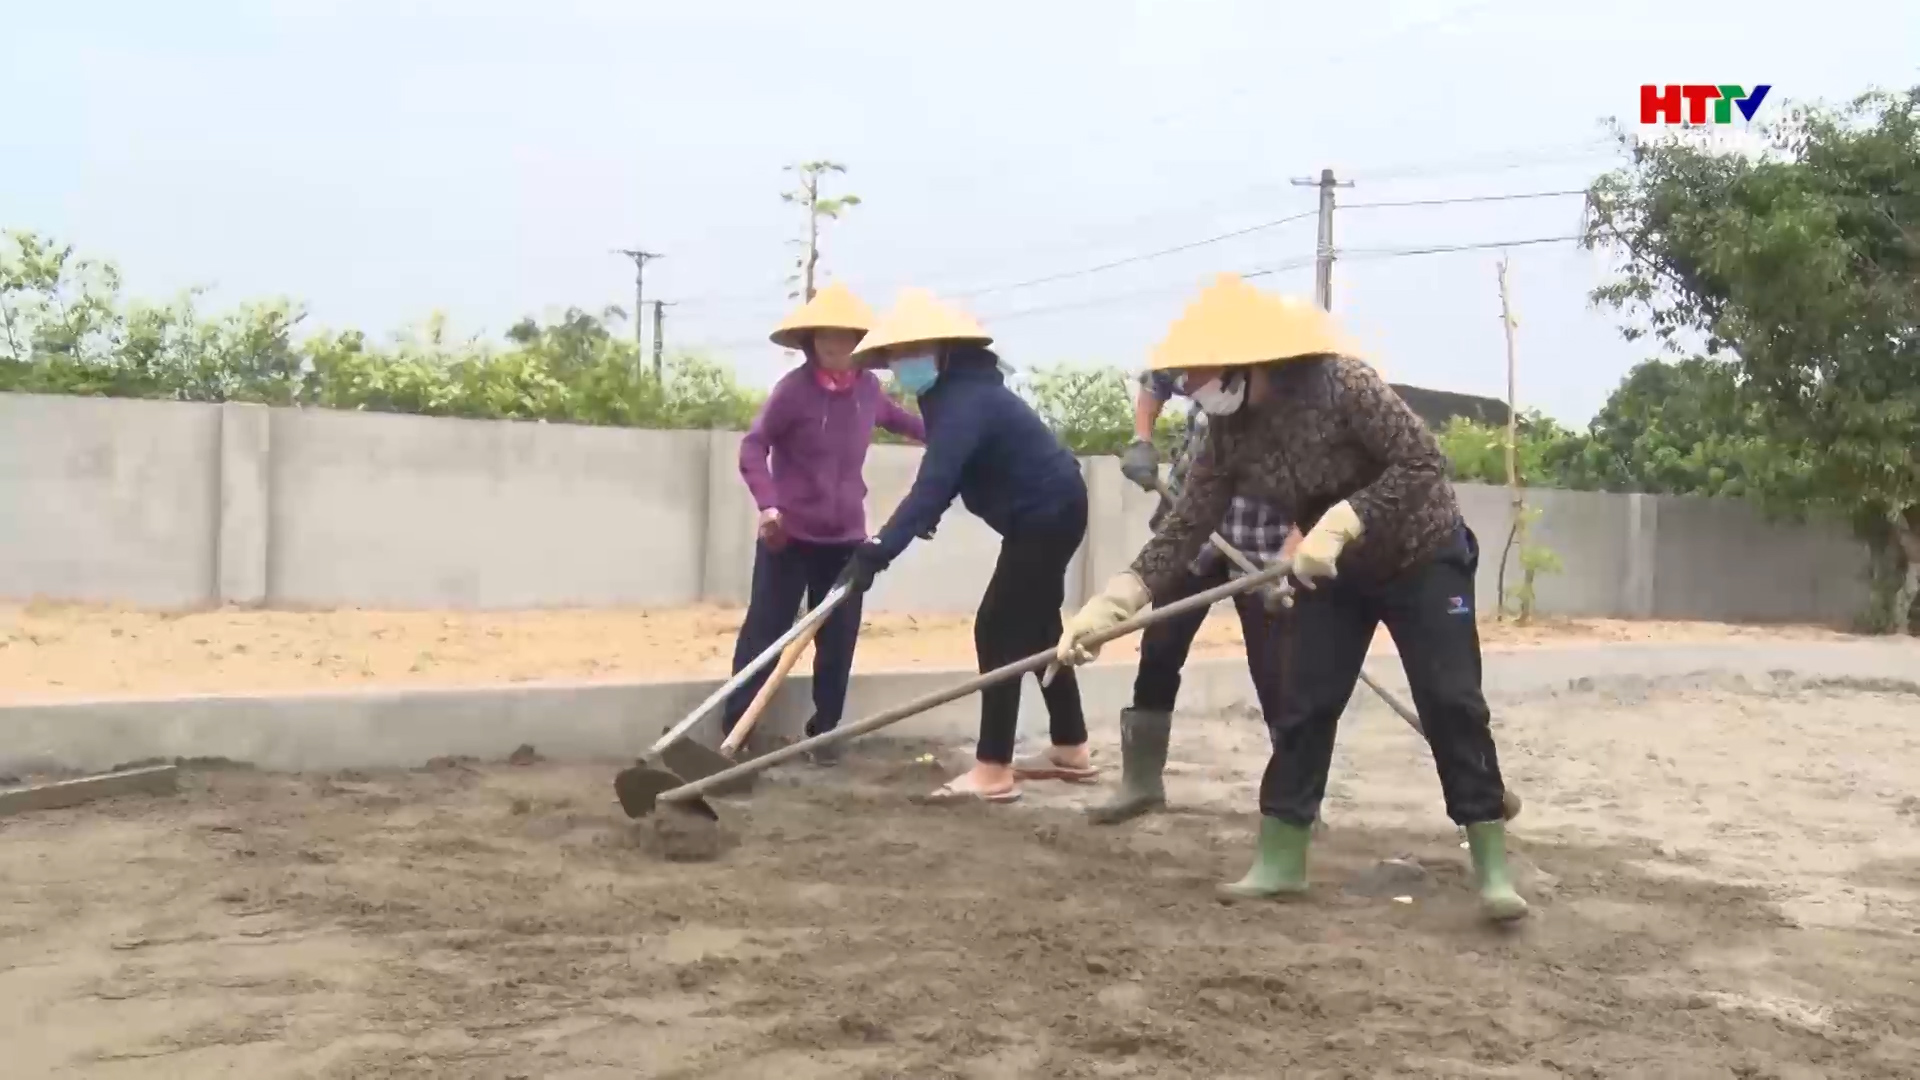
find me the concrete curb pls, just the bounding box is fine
[0,640,1912,775]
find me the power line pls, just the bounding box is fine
[987,235,1584,326]
[951,208,1320,299]
[938,256,1323,326]
[682,235,1583,349]
[1346,141,1616,183]
[920,188,1589,301]
[1243,256,1321,280]
[681,232,1586,355]
[672,286,791,311]
[1343,189,1590,211]
[664,178,1603,313]
[1337,234,1585,261]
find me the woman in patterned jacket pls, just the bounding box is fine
[1053,274,1528,923]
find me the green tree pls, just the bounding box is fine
[1023,363,1136,456]
[1435,410,1587,487]
[1553,356,1806,499]
[1586,87,1920,631]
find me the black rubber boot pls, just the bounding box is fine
[1087,709,1171,824]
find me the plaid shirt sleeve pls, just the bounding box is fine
[1140,381,1293,577]
[1215,497,1291,567]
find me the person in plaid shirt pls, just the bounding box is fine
[1089,369,1301,825]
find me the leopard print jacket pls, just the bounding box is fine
[1129,355,1463,599]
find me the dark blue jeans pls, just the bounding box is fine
[721,538,865,737]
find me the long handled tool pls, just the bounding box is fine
[622,560,1296,821]
[1176,500,1523,822]
[620,583,852,797]
[718,603,833,758]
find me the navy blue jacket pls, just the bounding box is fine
[873,357,1086,562]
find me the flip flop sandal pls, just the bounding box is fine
[1011,753,1100,783]
[915,780,1022,805]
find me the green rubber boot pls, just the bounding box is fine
[1216,816,1311,900]
[1465,821,1529,923]
[1087,709,1170,825]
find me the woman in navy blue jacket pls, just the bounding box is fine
[835,290,1095,803]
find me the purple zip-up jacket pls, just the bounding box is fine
[739,365,926,545]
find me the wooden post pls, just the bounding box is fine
[802,171,820,302]
[1495,256,1525,620]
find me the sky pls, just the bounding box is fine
[5,0,1916,424]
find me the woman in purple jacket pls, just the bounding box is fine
[724,284,926,763]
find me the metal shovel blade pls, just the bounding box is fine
[658,739,756,794]
[614,762,719,821]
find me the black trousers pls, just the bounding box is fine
[1260,526,1507,827]
[1133,561,1288,745]
[722,538,865,737]
[974,494,1090,764]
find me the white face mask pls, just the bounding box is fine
[1188,374,1246,415]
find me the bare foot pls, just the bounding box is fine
[1048,743,1092,770]
[1011,744,1099,782]
[924,762,1021,803]
[959,762,1016,792]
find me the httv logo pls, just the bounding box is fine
[1640,84,1772,125]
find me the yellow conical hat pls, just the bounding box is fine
[769,282,877,350]
[850,288,992,359]
[1147,274,1365,372]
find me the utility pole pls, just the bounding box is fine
[1290,168,1354,310]
[650,300,674,383]
[612,248,663,371]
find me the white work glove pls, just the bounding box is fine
[1292,501,1364,587]
[1055,572,1153,667]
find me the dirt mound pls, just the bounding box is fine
[0,729,1913,1077]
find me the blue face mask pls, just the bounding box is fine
[890,353,940,395]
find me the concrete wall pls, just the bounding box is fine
[264,408,710,608]
[0,392,1876,623]
[0,394,222,608]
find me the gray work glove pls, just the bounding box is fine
[1119,439,1160,491]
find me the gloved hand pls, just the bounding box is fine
[1258,580,1295,615]
[1055,572,1153,667]
[834,540,889,596]
[758,508,787,552]
[1292,501,1364,587]
[1119,439,1160,492]
[919,521,937,541]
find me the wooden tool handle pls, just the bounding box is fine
[659,560,1291,806]
[721,617,823,755]
[643,582,852,757]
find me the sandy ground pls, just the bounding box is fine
[0,600,1872,702]
[4,675,1919,1077]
